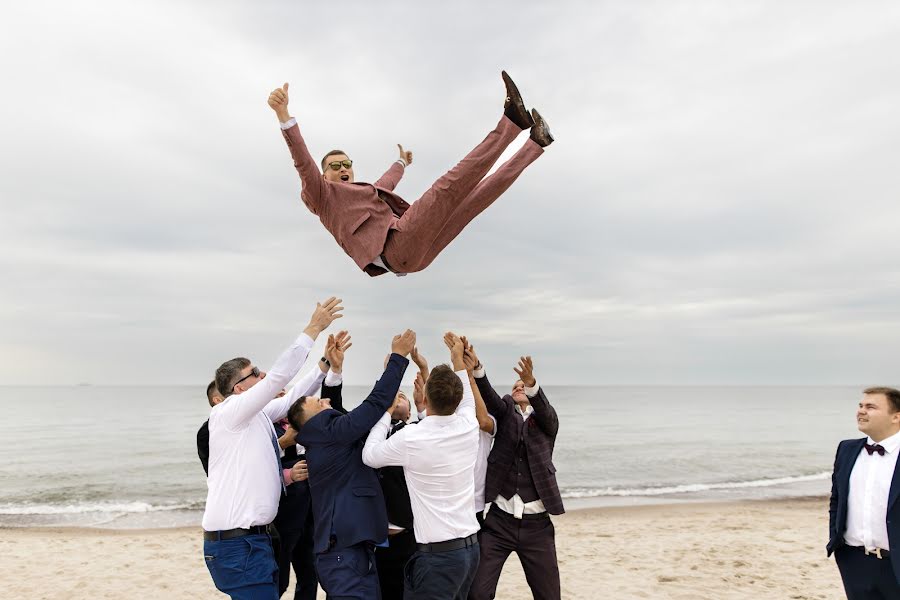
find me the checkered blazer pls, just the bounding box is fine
[475,373,564,515]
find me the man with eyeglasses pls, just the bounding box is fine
[267,70,553,277]
[201,297,343,600]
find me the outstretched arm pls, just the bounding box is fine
[215,297,343,429]
[268,82,326,214]
[374,144,413,191]
[516,356,558,438]
[462,338,494,433]
[465,341,509,417]
[362,390,410,468]
[326,330,415,444]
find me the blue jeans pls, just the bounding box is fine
[403,544,480,600]
[315,544,380,600]
[203,534,279,600]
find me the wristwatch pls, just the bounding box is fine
[320,356,331,367]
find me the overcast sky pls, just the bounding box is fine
[1,1,899,386]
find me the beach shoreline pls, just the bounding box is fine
[1,496,845,599]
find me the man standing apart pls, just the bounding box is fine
[829,387,900,599]
[466,349,563,600]
[363,332,482,600]
[202,297,343,600]
[287,329,416,599]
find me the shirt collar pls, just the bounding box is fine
[515,404,534,420]
[868,429,900,454]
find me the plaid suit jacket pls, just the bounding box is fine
[475,373,564,515]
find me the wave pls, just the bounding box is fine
[561,471,831,498]
[0,500,203,516]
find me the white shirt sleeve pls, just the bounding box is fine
[262,363,327,422]
[362,412,407,468]
[213,333,315,431]
[325,370,343,387]
[280,117,297,130]
[455,370,476,424]
[524,380,540,397]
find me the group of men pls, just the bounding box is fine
[197,297,564,599]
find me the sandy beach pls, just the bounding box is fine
[0,497,845,599]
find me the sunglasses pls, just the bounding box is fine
[326,159,353,171]
[230,366,260,393]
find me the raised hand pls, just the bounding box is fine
[325,330,352,374]
[443,332,465,371]
[513,355,536,388]
[279,424,298,449]
[391,329,417,357]
[397,144,413,166]
[267,82,291,122]
[413,371,426,413]
[410,346,428,374]
[462,343,479,373]
[304,296,343,339]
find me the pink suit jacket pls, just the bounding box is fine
[281,124,410,275]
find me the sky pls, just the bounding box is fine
[1,0,899,386]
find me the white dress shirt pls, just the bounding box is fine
[202,333,314,531]
[845,430,900,550]
[473,416,496,513]
[362,370,480,544]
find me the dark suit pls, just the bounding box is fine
[829,437,900,599]
[297,354,409,599]
[274,382,345,600]
[470,374,563,600]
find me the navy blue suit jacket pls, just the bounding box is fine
[297,353,409,554]
[829,437,900,583]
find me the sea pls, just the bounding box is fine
[0,384,860,529]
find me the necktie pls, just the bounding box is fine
[270,429,287,494]
[865,443,886,456]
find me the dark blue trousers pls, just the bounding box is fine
[203,534,279,600]
[315,543,381,600]
[835,545,900,600]
[403,543,480,600]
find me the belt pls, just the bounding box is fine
[492,505,549,521]
[416,533,478,553]
[203,525,269,541]
[846,545,891,559]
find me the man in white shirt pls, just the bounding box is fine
[362,332,482,600]
[829,386,900,599]
[202,297,343,600]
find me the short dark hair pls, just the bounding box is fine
[215,357,250,399]
[206,380,218,407]
[864,387,900,413]
[425,365,463,416]
[321,149,349,170]
[287,397,308,430]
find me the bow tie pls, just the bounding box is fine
[865,443,886,456]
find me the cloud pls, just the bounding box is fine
[2,0,900,386]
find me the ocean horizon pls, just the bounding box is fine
[0,383,860,528]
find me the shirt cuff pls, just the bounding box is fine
[473,367,485,378]
[395,158,407,168]
[325,370,342,386]
[417,409,427,420]
[524,381,540,397]
[280,117,297,130]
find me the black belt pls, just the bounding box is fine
[846,545,891,559]
[203,525,269,541]
[492,505,549,521]
[416,533,478,553]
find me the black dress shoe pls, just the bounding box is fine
[529,108,553,147]
[502,70,534,130]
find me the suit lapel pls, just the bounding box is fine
[889,444,900,509]
[842,438,867,492]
